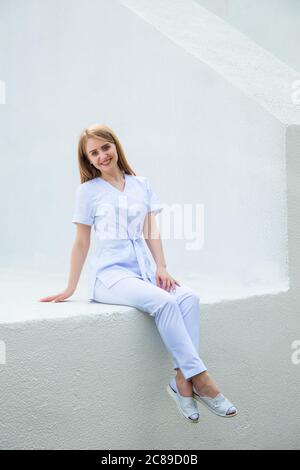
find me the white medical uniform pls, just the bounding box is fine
[72,172,207,380]
[72,171,163,300]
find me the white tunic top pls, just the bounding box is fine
[72,172,164,301]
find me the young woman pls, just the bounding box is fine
[39,124,238,423]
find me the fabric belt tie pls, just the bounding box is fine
[130,236,149,281]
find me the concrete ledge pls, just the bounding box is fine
[0,268,290,325]
[0,278,299,449]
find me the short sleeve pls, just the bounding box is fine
[145,177,164,215]
[72,184,94,226]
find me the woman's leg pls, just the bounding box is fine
[93,277,207,381]
[145,282,222,400]
[168,284,202,371]
[163,284,207,395]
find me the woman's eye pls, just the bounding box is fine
[91,145,110,156]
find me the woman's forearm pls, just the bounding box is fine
[67,241,90,291]
[143,213,167,268]
[144,234,167,269]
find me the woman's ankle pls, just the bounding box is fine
[175,375,193,397]
[192,372,221,397]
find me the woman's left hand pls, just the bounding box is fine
[155,266,181,292]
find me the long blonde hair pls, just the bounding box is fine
[77,123,136,183]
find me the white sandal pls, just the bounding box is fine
[192,386,238,418]
[167,383,200,423]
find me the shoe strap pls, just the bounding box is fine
[200,393,234,411]
[177,392,199,416]
[170,384,199,417]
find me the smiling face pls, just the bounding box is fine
[86,136,119,175]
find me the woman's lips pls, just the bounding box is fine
[101,158,112,166]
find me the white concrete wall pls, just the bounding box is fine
[1,0,300,449]
[1,285,300,450]
[195,0,300,73]
[1,0,300,301]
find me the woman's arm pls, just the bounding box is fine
[39,224,91,302]
[67,237,90,292]
[67,223,91,291]
[143,212,167,268]
[143,213,180,291]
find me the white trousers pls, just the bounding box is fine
[93,276,207,381]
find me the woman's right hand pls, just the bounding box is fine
[38,287,75,303]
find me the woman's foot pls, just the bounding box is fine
[169,369,199,422]
[175,368,194,397]
[192,371,237,416]
[191,371,221,399]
